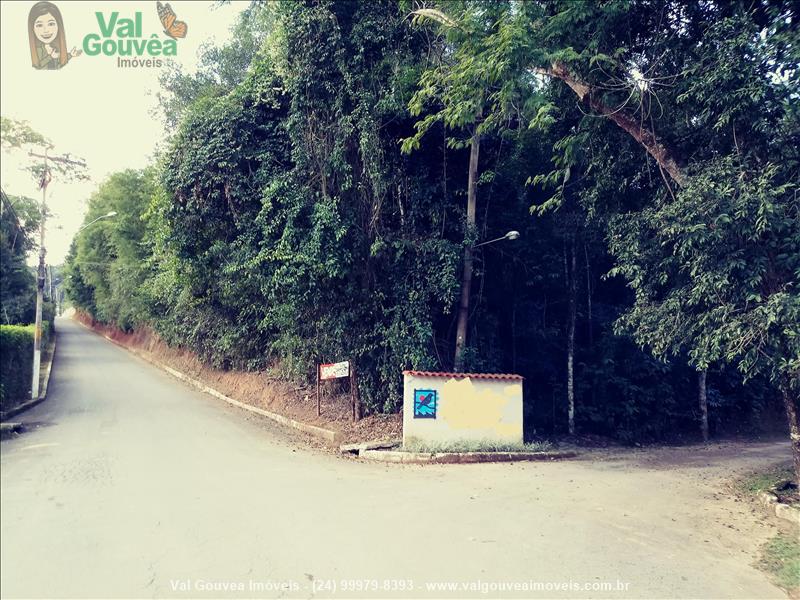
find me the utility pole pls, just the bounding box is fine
[30,148,48,400]
[453,120,481,372]
[28,148,86,400]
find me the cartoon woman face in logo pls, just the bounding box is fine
[28,1,82,69]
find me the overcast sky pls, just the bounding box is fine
[1,0,249,264]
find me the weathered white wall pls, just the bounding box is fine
[402,373,523,447]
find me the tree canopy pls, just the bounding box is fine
[65,0,799,475]
[0,191,40,324]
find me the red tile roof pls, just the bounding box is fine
[403,370,523,381]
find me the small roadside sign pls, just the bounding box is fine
[316,360,360,422]
[320,361,350,380]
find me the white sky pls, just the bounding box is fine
[0,0,249,264]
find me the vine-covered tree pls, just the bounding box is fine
[0,191,40,324]
[66,0,795,460]
[406,0,799,474]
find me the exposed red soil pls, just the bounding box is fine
[74,313,401,446]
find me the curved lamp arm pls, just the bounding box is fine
[77,211,117,233]
[474,230,520,248]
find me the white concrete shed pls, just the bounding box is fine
[402,370,524,447]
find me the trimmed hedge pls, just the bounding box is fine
[0,320,51,411]
[0,325,34,409]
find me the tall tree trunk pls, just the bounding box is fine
[453,122,481,372]
[698,369,709,442]
[780,376,800,484]
[533,62,687,188]
[566,233,577,435]
[584,241,593,346]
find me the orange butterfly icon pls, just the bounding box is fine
[157,2,187,39]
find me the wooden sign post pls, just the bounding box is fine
[317,360,360,422]
[351,363,361,421]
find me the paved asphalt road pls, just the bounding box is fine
[0,318,792,599]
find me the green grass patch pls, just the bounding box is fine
[760,533,800,591]
[402,438,553,453]
[737,464,795,495]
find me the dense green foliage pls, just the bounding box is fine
[65,170,155,331]
[1,192,40,324]
[610,161,799,387]
[67,0,798,445]
[0,325,34,409]
[0,320,51,409]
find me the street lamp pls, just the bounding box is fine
[78,211,117,233]
[474,230,520,248]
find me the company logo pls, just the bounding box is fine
[28,1,82,70]
[29,2,187,70]
[156,2,187,40]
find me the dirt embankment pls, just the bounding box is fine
[74,313,401,445]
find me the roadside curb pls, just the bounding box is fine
[0,334,57,422]
[39,333,56,399]
[76,319,342,444]
[758,490,800,526]
[340,439,401,454]
[358,449,578,464]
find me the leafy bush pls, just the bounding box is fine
[0,325,34,409]
[1,193,39,325]
[41,302,55,333]
[0,315,53,410]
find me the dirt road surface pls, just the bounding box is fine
[0,318,791,599]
